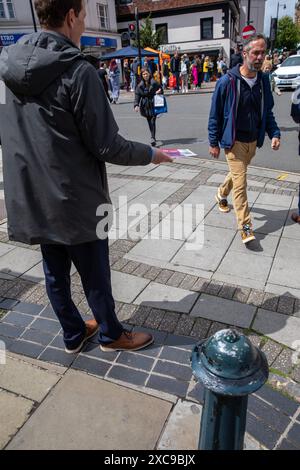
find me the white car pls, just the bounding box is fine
[273,55,300,90]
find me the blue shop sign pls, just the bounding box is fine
[81,36,117,48]
[0,33,25,46]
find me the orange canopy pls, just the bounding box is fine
[144,47,170,61]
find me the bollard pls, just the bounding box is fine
[191,329,268,450]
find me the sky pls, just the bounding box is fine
[264,0,297,35]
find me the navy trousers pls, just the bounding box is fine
[41,239,124,349]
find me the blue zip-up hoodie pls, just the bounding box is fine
[208,65,280,149]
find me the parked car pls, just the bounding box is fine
[273,55,300,90]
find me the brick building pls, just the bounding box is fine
[116,0,240,63]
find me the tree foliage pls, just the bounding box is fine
[276,16,300,50]
[134,15,162,49]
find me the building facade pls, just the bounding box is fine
[116,0,240,63]
[0,0,121,55]
[239,0,267,38]
[296,1,300,26]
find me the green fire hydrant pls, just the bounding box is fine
[191,329,268,450]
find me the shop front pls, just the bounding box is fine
[80,35,118,58]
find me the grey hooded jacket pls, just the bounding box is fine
[0,31,152,245]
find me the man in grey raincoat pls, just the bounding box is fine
[0,0,172,353]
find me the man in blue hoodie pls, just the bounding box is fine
[208,34,281,244]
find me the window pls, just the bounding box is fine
[201,18,213,40]
[6,0,14,18]
[97,3,109,30]
[155,23,168,44]
[0,2,5,19]
[118,0,133,4]
[0,0,15,19]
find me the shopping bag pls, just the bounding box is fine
[153,95,168,115]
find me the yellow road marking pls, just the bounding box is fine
[277,174,289,181]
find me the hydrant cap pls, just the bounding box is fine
[192,329,268,396]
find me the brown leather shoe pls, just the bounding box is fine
[291,213,300,224]
[100,331,154,352]
[65,319,99,354]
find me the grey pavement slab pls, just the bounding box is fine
[282,210,300,240]
[181,186,218,210]
[0,242,15,257]
[106,164,128,175]
[127,239,184,264]
[229,232,279,258]
[129,181,183,207]
[0,389,33,449]
[7,370,172,450]
[215,250,273,289]
[108,177,131,192]
[172,226,235,273]
[253,309,300,349]
[110,180,157,209]
[204,207,238,230]
[0,356,60,402]
[134,282,198,313]
[120,164,156,176]
[254,193,293,209]
[144,165,178,179]
[0,247,42,277]
[167,169,199,180]
[268,238,300,290]
[111,270,150,304]
[190,294,256,328]
[157,399,202,450]
[247,167,282,179]
[250,204,288,237]
[265,283,300,299]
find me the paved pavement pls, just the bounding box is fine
[1,105,300,450]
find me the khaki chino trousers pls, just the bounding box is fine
[219,141,257,230]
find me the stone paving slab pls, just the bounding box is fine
[228,232,279,258]
[127,239,184,264]
[7,370,172,450]
[157,399,202,450]
[110,179,157,209]
[215,250,273,289]
[254,193,293,209]
[134,282,198,313]
[0,247,42,277]
[0,242,15,257]
[265,283,300,299]
[0,355,60,402]
[111,270,150,304]
[282,210,300,240]
[268,238,300,290]
[253,309,300,349]
[0,388,34,449]
[108,177,131,192]
[190,294,256,328]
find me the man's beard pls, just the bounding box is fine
[246,59,263,73]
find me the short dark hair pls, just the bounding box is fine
[243,33,267,52]
[34,0,82,28]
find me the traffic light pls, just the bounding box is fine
[128,23,136,40]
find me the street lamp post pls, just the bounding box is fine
[275,2,286,46]
[270,2,286,52]
[135,7,142,78]
[247,0,251,25]
[29,0,37,33]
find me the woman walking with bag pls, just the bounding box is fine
[109,59,120,104]
[134,68,162,147]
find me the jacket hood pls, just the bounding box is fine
[228,64,262,82]
[0,31,84,96]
